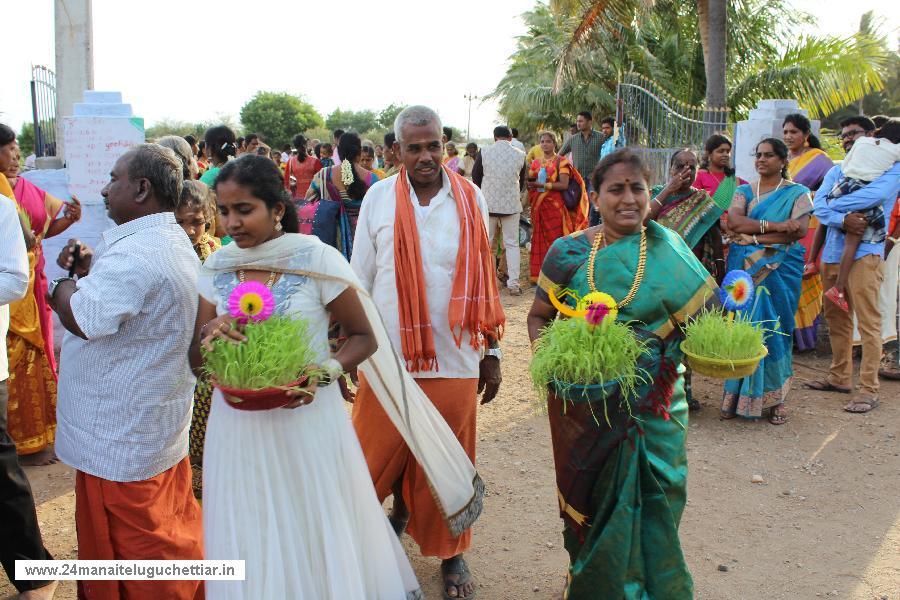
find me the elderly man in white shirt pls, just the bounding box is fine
[47,144,204,599]
[0,184,57,599]
[350,105,505,600]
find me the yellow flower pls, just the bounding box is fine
[578,291,618,321]
[239,292,265,317]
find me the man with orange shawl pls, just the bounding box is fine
[526,130,589,282]
[351,105,505,600]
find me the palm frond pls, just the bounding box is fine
[729,34,889,119]
[551,0,653,93]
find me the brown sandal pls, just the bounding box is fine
[843,396,879,413]
[803,380,851,394]
[768,406,788,425]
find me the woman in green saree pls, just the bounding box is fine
[527,149,717,599]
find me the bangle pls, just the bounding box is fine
[653,197,663,207]
[318,358,344,387]
[530,339,541,354]
[759,220,766,234]
[544,183,551,191]
[887,236,899,244]
[752,234,759,245]
[715,258,725,263]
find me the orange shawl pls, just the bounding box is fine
[394,165,505,372]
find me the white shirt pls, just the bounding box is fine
[480,140,526,215]
[56,212,200,481]
[510,138,526,151]
[0,195,30,381]
[351,172,489,379]
[842,136,900,182]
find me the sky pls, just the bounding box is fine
[3,0,898,139]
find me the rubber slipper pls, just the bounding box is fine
[824,287,849,313]
[843,397,879,413]
[803,380,851,393]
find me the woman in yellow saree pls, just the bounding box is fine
[783,114,833,351]
[1,125,81,464]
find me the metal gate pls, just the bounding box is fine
[616,73,730,186]
[30,65,58,157]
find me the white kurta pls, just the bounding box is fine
[350,171,490,379]
[199,239,421,599]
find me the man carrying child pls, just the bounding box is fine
[807,116,900,413]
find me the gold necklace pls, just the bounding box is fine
[238,270,277,288]
[586,226,647,309]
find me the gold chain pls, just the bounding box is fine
[238,270,277,288]
[586,226,647,309]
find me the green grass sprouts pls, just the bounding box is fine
[530,317,647,423]
[682,306,766,361]
[202,315,321,389]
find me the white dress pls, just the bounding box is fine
[199,240,422,599]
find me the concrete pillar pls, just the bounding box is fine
[734,100,820,182]
[54,0,94,162]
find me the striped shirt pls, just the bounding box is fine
[56,212,200,482]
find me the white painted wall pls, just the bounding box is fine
[733,100,821,182]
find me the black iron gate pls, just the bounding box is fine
[30,65,57,157]
[617,73,730,185]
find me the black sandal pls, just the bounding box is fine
[441,556,476,600]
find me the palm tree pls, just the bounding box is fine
[701,0,727,108]
[493,0,890,124]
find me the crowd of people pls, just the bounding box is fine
[0,102,898,599]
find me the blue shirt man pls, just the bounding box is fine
[811,121,900,408]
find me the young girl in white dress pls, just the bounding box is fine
[189,154,422,599]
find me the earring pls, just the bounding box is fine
[275,220,283,232]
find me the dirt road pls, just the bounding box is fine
[3,290,898,599]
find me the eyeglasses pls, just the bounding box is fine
[839,129,866,140]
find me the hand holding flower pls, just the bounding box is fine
[201,314,246,351]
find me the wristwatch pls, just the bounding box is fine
[484,347,503,361]
[48,276,75,299]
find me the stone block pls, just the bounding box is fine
[73,102,133,117]
[82,90,122,104]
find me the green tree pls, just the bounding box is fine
[377,104,407,130]
[325,108,380,134]
[18,122,35,157]
[496,0,890,125]
[821,12,900,128]
[145,114,242,142]
[240,92,323,148]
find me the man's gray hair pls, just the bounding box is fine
[126,143,184,209]
[156,135,198,180]
[394,105,442,142]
